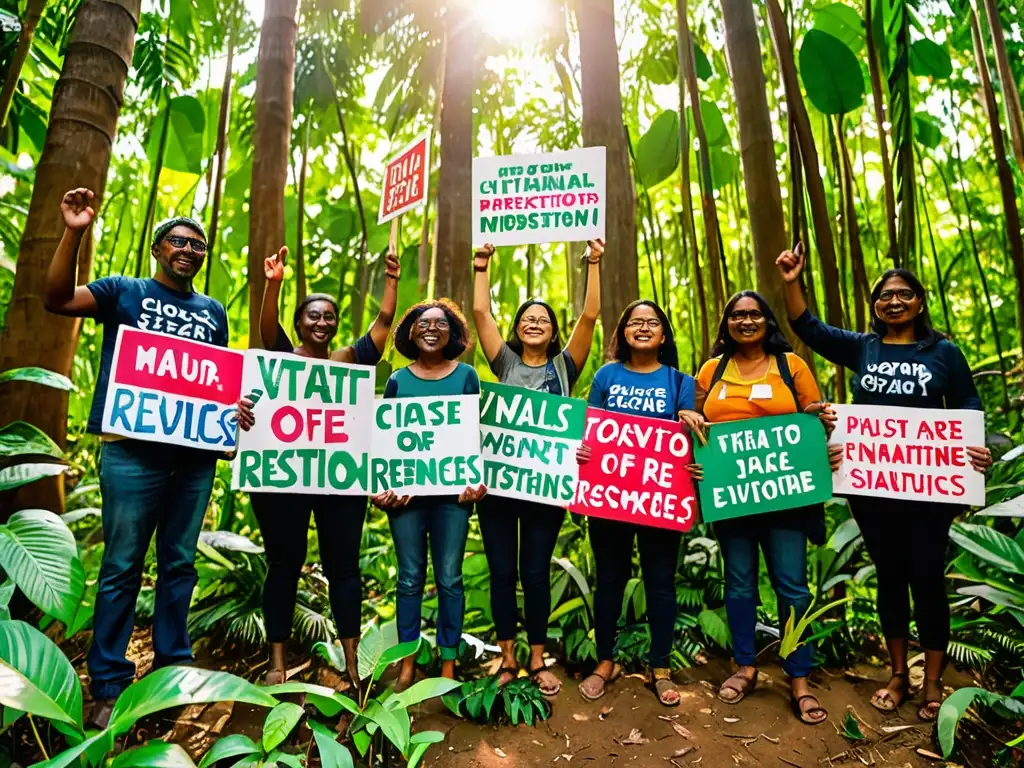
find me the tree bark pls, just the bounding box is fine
[295,117,309,306]
[204,27,235,297]
[135,98,170,278]
[0,0,47,130]
[837,117,868,333]
[864,0,897,261]
[578,0,638,347]
[0,0,141,513]
[981,0,1024,170]
[247,0,297,349]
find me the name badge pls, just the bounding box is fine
[749,383,773,400]
[718,384,727,400]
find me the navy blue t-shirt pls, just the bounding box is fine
[86,277,229,434]
[587,362,696,419]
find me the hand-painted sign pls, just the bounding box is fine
[379,134,430,224]
[371,395,482,496]
[830,404,985,506]
[472,146,607,246]
[572,407,696,531]
[232,351,376,494]
[695,413,833,523]
[101,326,243,450]
[479,382,586,506]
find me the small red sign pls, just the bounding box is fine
[572,407,697,532]
[378,135,430,224]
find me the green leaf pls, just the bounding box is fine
[386,677,463,711]
[910,39,952,80]
[111,742,196,768]
[841,711,865,741]
[697,99,728,147]
[698,607,731,649]
[109,667,278,736]
[0,463,66,493]
[310,721,354,768]
[148,95,208,176]
[949,523,1024,575]
[362,700,409,756]
[914,113,942,148]
[956,584,1024,608]
[372,639,421,681]
[262,702,305,752]
[0,659,81,730]
[640,42,677,85]
[313,640,347,672]
[0,509,84,623]
[709,148,738,191]
[693,44,713,80]
[938,687,982,757]
[31,731,110,768]
[357,620,400,681]
[0,422,62,459]
[263,682,360,719]
[635,109,680,189]
[799,29,865,115]
[0,367,74,391]
[813,4,865,51]
[0,620,82,730]
[198,734,261,768]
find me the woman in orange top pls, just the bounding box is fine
[691,291,839,726]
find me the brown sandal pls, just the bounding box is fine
[791,693,828,725]
[717,669,758,704]
[529,664,562,696]
[578,663,622,701]
[870,671,910,713]
[651,668,680,707]
[918,679,943,722]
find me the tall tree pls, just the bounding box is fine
[864,0,897,260]
[981,0,1024,170]
[578,0,638,341]
[204,21,238,296]
[0,0,141,511]
[247,0,298,349]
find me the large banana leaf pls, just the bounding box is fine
[356,620,399,680]
[0,620,82,730]
[261,702,304,752]
[949,523,1024,575]
[0,422,62,459]
[110,741,196,768]
[0,659,81,730]
[0,509,84,623]
[0,462,67,492]
[198,734,260,768]
[0,367,74,390]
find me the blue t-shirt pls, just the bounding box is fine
[86,277,229,434]
[587,362,696,419]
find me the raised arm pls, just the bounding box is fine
[775,242,809,321]
[564,239,603,373]
[364,247,401,355]
[260,247,286,349]
[44,189,101,317]
[472,243,504,364]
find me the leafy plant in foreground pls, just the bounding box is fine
[443,674,551,727]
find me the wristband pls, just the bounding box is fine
[474,265,489,273]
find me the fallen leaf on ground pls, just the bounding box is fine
[880,725,917,734]
[659,714,680,722]
[669,747,694,758]
[572,713,589,722]
[532,740,544,746]
[621,728,649,746]
[723,717,740,724]
[671,723,694,739]
[494,747,507,758]
[599,706,614,720]
[699,708,713,715]
[916,749,942,760]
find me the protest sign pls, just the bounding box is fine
[371,395,482,496]
[695,413,833,523]
[572,407,696,531]
[830,404,985,506]
[232,351,376,494]
[472,146,606,246]
[379,134,430,224]
[101,326,243,450]
[479,382,586,506]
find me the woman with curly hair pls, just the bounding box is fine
[372,298,487,691]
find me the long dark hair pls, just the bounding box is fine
[393,298,470,360]
[293,293,339,337]
[711,291,792,358]
[611,300,679,370]
[506,299,564,359]
[869,269,940,342]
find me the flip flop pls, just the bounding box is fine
[529,664,562,696]
[791,693,828,726]
[717,670,758,704]
[918,679,944,722]
[578,663,622,701]
[650,668,681,707]
[870,671,910,713]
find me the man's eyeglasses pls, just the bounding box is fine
[164,235,208,253]
[878,289,916,302]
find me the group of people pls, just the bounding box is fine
[44,188,992,730]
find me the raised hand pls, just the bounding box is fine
[61,188,96,231]
[474,243,496,272]
[384,250,401,281]
[967,446,993,474]
[775,242,806,284]
[685,463,704,481]
[265,246,287,282]
[458,484,488,504]
[585,238,604,263]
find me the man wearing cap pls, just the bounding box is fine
[44,188,229,726]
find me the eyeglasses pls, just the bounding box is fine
[878,289,916,302]
[728,309,765,322]
[626,318,662,329]
[416,319,450,331]
[164,235,208,253]
[306,310,337,323]
[520,315,552,326]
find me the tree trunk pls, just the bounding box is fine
[837,117,868,333]
[971,8,1024,349]
[419,40,446,295]
[864,0,897,262]
[0,0,47,130]
[135,98,170,278]
[295,117,309,306]
[578,0,638,346]
[891,2,914,267]
[0,0,141,513]
[247,0,297,349]
[981,0,1024,170]
[434,0,474,334]
[204,27,235,296]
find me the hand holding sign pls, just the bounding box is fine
[458,484,488,504]
[804,401,838,437]
[967,445,993,473]
[265,247,286,282]
[372,490,412,511]
[584,239,604,263]
[237,396,256,431]
[678,409,709,445]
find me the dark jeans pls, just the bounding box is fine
[719,525,813,678]
[88,440,216,700]
[250,493,366,641]
[478,497,564,645]
[388,499,471,661]
[850,497,955,651]
[589,517,682,668]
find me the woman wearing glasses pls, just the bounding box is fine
[576,301,704,706]
[236,245,400,694]
[471,240,602,696]
[371,299,488,692]
[776,245,992,721]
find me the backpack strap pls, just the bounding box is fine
[709,355,730,389]
[776,352,802,410]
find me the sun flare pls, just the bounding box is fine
[474,0,551,43]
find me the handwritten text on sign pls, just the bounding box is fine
[695,413,833,523]
[101,326,243,450]
[378,134,430,224]
[830,404,985,506]
[472,147,606,246]
[371,396,482,496]
[572,407,696,531]
[232,351,376,494]
[479,382,586,506]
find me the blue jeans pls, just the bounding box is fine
[388,500,471,661]
[88,440,216,699]
[719,526,813,678]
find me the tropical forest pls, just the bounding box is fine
[0,0,1023,766]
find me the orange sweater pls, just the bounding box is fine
[696,353,821,424]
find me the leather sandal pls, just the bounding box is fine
[578,662,622,701]
[717,669,758,704]
[529,663,561,696]
[650,668,680,707]
[870,671,910,713]
[918,679,943,722]
[791,693,828,725]
[494,666,519,686]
